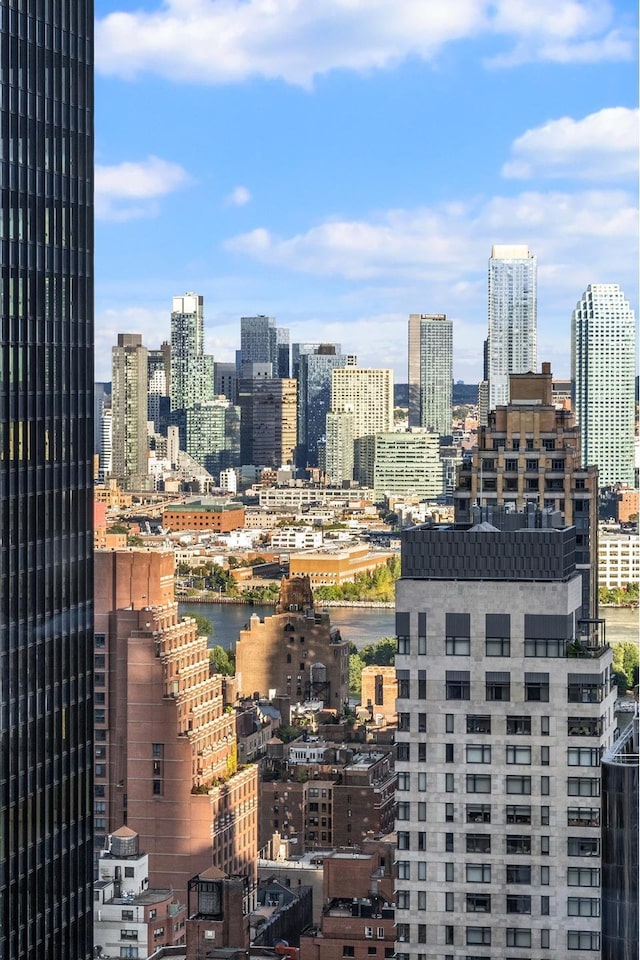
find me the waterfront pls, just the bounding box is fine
[178,600,637,652]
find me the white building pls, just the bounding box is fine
[270,526,324,552]
[487,245,537,412]
[99,407,113,482]
[170,292,214,411]
[394,518,614,960]
[331,368,394,485]
[598,531,640,590]
[325,409,356,485]
[572,284,636,486]
[408,314,453,435]
[373,430,442,500]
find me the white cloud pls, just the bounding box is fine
[95,156,192,221]
[95,0,633,86]
[225,185,252,207]
[502,107,639,180]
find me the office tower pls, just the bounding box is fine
[111,333,150,489]
[487,244,537,412]
[238,377,297,468]
[239,314,290,377]
[94,549,259,901]
[455,365,599,621]
[147,341,171,433]
[325,410,355,484]
[0,2,94,957]
[408,314,453,435]
[274,325,290,378]
[395,516,615,960]
[173,398,241,478]
[373,430,442,500]
[170,293,214,410]
[95,381,111,454]
[214,360,238,403]
[572,284,636,487]
[331,368,394,485]
[297,344,349,468]
[99,408,113,482]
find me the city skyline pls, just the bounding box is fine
[93,0,638,383]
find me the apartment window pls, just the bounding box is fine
[418,891,426,912]
[466,894,491,913]
[445,773,455,792]
[120,930,138,941]
[397,832,409,850]
[568,679,603,703]
[446,743,454,763]
[568,837,599,857]
[396,861,409,880]
[506,865,531,884]
[418,670,427,699]
[541,865,550,885]
[418,771,427,791]
[397,677,410,699]
[506,835,531,855]
[568,747,600,767]
[467,744,491,764]
[467,715,491,734]
[418,802,427,821]
[524,672,550,700]
[466,775,491,794]
[525,638,565,658]
[466,927,491,946]
[466,804,491,824]
[486,638,510,656]
[506,805,531,825]
[417,832,426,851]
[567,807,600,827]
[445,926,454,945]
[397,802,410,821]
[506,928,531,948]
[396,891,410,910]
[418,713,427,733]
[541,835,550,855]
[445,892,454,912]
[541,805,550,825]
[121,910,134,921]
[95,654,105,668]
[568,778,600,797]
[568,898,600,917]
[567,931,600,951]
[506,745,531,764]
[445,833,454,851]
[447,636,470,655]
[541,745,550,766]
[446,671,470,700]
[417,924,427,944]
[541,896,550,915]
[343,947,355,957]
[506,895,531,914]
[397,636,410,655]
[396,926,409,944]
[445,803,454,822]
[466,834,491,854]
[567,717,602,736]
[568,868,600,887]
[485,672,510,701]
[507,716,531,735]
[397,771,410,791]
[95,634,106,648]
[445,863,454,882]
[398,712,410,732]
[445,713,455,733]
[466,863,491,883]
[397,742,410,762]
[541,715,550,735]
[506,776,531,795]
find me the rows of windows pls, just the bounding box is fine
[397,893,601,918]
[395,859,602,889]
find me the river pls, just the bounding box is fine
[178,600,637,652]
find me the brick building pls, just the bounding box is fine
[236,577,349,710]
[289,544,393,588]
[162,499,245,532]
[94,549,259,901]
[360,666,397,727]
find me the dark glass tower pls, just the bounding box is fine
[0,2,94,958]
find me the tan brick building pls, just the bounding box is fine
[162,499,245,532]
[359,666,397,727]
[94,549,258,901]
[289,544,393,587]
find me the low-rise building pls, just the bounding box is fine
[289,544,393,587]
[270,527,324,552]
[599,531,640,590]
[163,499,245,532]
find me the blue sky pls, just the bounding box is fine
[94,0,638,384]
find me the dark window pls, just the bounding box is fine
[507,716,531,735]
[506,865,531,884]
[467,715,491,734]
[466,834,491,854]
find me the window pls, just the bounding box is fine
[445,833,454,852]
[446,743,454,763]
[445,773,454,792]
[445,863,454,882]
[568,747,600,767]
[541,805,550,825]
[445,803,454,822]
[506,745,531,764]
[486,638,510,656]
[467,715,491,734]
[398,712,410,732]
[568,778,600,797]
[467,744,491,764]
[568,680,603,703]
[446,636,470,655]
[396,861,409,880]
[506,776,531,795]
[417,832,426,851]
[397,677,410,699]
[567,931,600,951]
[397,771,410,791]
[506,928,531,948]
[121,910,134,921]
[506,835,531,855]
[541,865,550,885]
[525,638,564,658]
[485,673,510,701]
[507,716,531,735]
[506,865,531,884]
[506,805,531,825]
[506,895,531,914]
[541,775,550,796]
[541,715,550,735]
[396,742,410,762]
[396,891,409,910]
[397,636,410,655]
[568,868,600,887]
[466,804,491,824]
[418,802,427,821]
[418,670,426,699]
[396,802,410,821]
[541,745,550,765]
[418,891,426,911]
[446,713,455,733]
[568,837,599,857]
[466,927,491,946]
[445,892,454,912]
[397,832,409,850]
[524,673,550,700]
[418,771,427,791]
[418,713,427,733]
[567,807,600,827]
[568,898,600,917]
[466,863,491,883]
[396,926,409,944]
[466,894,491,913]
[466,834,491,854]
[120,930,138,941]
[466,775,491,794]
[343,947,355,957]
[445,925,454,945]
[446,672,470,700]
[567,717,602,736]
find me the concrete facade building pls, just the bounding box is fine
[112,333,150,488]
[238,377,297,468]
[148,341,171,434]
[407,314,453,435]
[598,532,640,591]
[94,549,259,902]
[325,411,356,485]
[170,293,215,412]
[487,245,537,413]
[331,369,394,485]
[572,283,636,486]
[289,544,393,588]
[373,430,442,500]
[394,519,615,960]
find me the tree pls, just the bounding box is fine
[191,613,213,639]
[612,642,639,692]
[349,653,364,695]
[360,636,396,666]
[209,645,235,676]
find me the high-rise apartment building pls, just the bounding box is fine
[408,314,453,435]
[487,245,537,413]
[331,368,394,485]
[238,376,297,468]
[297,344,352,468]
[111,333,150,489]
[572,284,636,487]
[394,517,615,960]
[454,365,599,621]
[173,399,240,479]
[147,341,171,433]
[324,410,355,484]
[170,293,214,411]
[0,3,94,957]
[373,430,442,500]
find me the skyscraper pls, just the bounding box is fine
[111,333,149,489]
[296,344,351,468]
[487,245,537,412]
[408,314,453,435]
[170,292,214,411]
[0,3,94,957]
[238,376,297,468]
[572,284,636,487]
[239,314,290,377]
[330,367,394,485]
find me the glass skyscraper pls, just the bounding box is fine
[487,244,537,412]
[0,2,94,957]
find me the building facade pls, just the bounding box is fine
[373,430,442,501]
[0,2,95,956]
[598,532,640,591]
[170,293,215,412]
[331,368,394,485]
[487,244,537,413]
[324,410,355,485]
[238,376,297,468]
[111,333,149,488]
[408,314,452,435]
[394,520,615,960]
[572,283,636,487]
[297,345,350,468]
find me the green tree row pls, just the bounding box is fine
[599,583,639,607]
[612,641,639,694]
[314,556,401,603]
[349,636,396,696]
